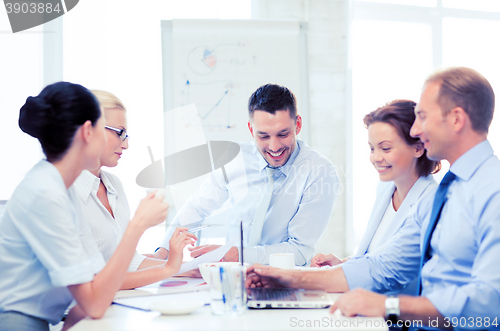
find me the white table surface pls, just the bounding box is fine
[72,293,388,331]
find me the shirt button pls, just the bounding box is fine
[436,224,441,229]
[257,198,261,202]
[434,255,439,260]
[424,281,430,287]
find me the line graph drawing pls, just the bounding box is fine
[182,79,238,129]
[180,42,255,131]
[200,89,228,119]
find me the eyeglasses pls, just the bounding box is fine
[105,125,129,141]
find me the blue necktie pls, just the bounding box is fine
[248,167,276,246]
[416,171,456,295]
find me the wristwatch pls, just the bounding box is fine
[385,296,400,323]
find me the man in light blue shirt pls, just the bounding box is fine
[246,68,500,329]
[152,84,338,265]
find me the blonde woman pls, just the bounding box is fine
[70,90,197,290]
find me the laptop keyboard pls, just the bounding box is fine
[249,288,298,301]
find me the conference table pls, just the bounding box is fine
[72,292,389,331]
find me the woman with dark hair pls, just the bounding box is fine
[311,99,440,294]
[0,82,169,331]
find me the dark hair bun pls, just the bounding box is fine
[19,96,55,139]
[18,81,101,161]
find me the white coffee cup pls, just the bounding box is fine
[269,253,295,269]
[147,188,169,203]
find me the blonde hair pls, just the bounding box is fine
[90,90,126,113]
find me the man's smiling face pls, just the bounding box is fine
[248,109,302,168]
[411,81,454,162]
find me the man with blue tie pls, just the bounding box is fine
[151,84,338,266]
[246,67,500,329]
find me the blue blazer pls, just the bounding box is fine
[356,175,437,256]
[355,175,436,295]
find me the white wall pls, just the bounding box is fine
[253,0,350,257]
[0,14,45,200]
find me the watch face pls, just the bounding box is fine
[385,297,400,319]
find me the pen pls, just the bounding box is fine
[240,219,244,266]
[188,224,211,233]
[220,266,226,305]
[240,219,246,305]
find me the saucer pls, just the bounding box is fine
[150,300,204,315]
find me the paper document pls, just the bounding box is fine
[115,278,207,300]
[175,238,237,276]
[114,290,211,311]
[113,277,210,310]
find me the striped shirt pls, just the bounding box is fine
[70,170,146,271]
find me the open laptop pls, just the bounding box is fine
[246,287,332,309]
[240,221,331,309]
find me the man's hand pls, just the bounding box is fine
[221,246,239,262]
[188,245,239,262]
[175,245,218,278]
[144,247,169,260]
[310,253,347,267]
[245,264,297,288]
[177,245,239,278]
[188,244,220,258]
[329,288,386,317]
[176,268,202,278]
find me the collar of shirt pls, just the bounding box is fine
[40,159,67,191]
[257,141,301,178]
[450,140,493,182]
[100,171,117,196]
[72,170,117,204]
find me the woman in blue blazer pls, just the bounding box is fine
[311,100,440,294]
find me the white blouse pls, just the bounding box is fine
[0,160,105,324]
[367,200,397,253]
[70,170,146,271]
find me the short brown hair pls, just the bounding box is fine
[364,99,440,177]
[248,84,297,119]
[425,67,494,133]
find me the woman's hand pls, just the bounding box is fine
[131,191,169,232]
[166,227,197,273]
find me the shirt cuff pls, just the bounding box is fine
[424,285,468,318]
[341,257,374,291]
[49,253,105,287]
[158,232,172,251]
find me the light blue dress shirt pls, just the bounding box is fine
[159,140,338,265]
[342,140,500,327]
[0,161,105,325]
